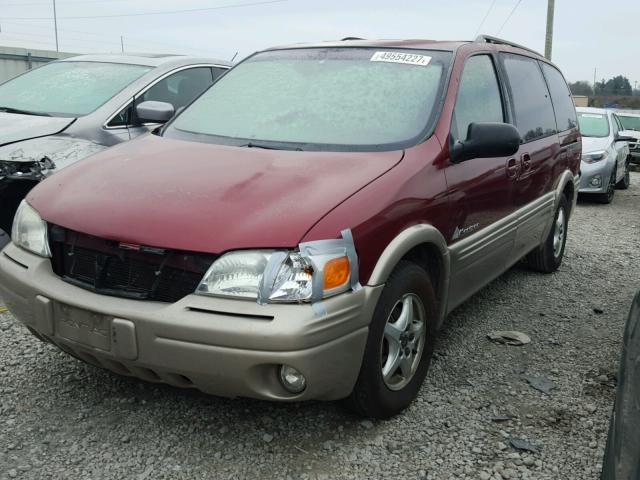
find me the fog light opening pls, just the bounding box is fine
[590,175,602,187]
[279,365,306,394]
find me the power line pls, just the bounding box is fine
[1,0,137,5]
[0,0,286,20]
[0,19,226,56]
[497,0,524,35]
[1,28,117,45]
[0,33,54,47]
[474,0,498,37]
[0,29,222,55]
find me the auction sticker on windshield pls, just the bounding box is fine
[370,51,431,66]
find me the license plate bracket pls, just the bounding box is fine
[54,303,111,351]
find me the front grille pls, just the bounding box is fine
[49,225,216,303]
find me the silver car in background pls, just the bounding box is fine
[0,53,231,244]
[576,107,633,203]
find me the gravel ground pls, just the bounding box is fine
[1,173,639,480]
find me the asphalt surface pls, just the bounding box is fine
[1,173,639,480]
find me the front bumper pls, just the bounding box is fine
[0,243,382,401]
[578,160,613,194]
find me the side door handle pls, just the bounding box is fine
[506,157,520,179]
[521,153,532,172]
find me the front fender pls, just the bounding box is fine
[367,224,450,329]
[0,135,107,181]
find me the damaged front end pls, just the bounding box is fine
[0,155,56,181]
[0,136,107,241]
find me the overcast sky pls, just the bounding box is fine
[0,0,638,85]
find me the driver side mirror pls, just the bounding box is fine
[135,100,175,124]
[451,122,521,163]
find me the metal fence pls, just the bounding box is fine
[0,45,75,83]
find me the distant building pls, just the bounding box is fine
[573,95,589,108]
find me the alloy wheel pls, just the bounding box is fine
[552,207,566,259]
[380,293,427,391]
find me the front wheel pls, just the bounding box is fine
[525,195,569,273]
[344,261,436,419]
[616,163,631,190]
[597,171,617,204]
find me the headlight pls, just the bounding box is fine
[11,200,51,257]
[196,230,358,304]
[582,151,608,164]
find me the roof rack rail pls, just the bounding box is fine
[341,37,365,41]
[475,35,543,57]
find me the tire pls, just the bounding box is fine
[525,195,569,273]
[344,261,436,419]
[597,170,616,204]
[616,163,631,190]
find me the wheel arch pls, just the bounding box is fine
[555,169,578,216]
[367,224,450,329]
[561,175,575,215]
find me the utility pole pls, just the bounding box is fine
[594,68,597,95]
[120,36,124,53]
[544,0,555,60]
[52,0,59,52]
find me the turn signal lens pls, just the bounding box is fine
[323,256,350,290]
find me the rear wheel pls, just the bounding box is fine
[344,261,436,419]
[616,162,631,190]
[526,195,569,273]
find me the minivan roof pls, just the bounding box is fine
[266,36,545,58]
[59,53,232,68]
[267,38,469,52]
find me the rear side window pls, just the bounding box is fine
[502,54,557,142]
[453,55,504,141]
[540,63,577,132]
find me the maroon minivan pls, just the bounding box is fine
[0,36,581,418]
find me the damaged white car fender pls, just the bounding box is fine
[0,136,107,181]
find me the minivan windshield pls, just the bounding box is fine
[0,61,151,117]
[618,115,640,131]
[577,112,610,137]
[166,48,452,150]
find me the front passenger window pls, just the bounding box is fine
[107,103,132,128]
[453,55,504,141]
[139,67,213,113]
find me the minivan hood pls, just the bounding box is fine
[29,135,403,253]
[581,136,611,154]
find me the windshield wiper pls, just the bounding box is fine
[239,141,303,151]
[0,106,51,117]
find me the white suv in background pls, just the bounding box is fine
[616,111,640,163]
